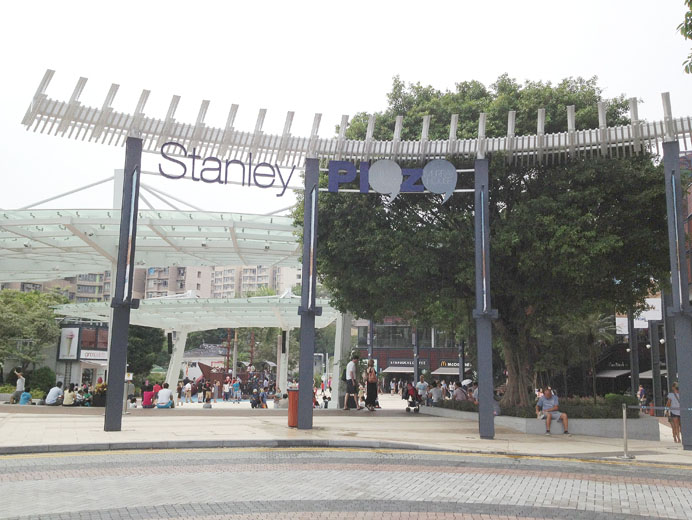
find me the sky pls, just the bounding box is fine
[0,0,690,214]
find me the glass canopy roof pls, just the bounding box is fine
[0,209,300,281]
[54,293,337,331]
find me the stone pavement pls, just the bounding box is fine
[0,395,689,465]
[2,447,691,519]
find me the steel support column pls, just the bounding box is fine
[164,330,188,389]
[368,320,374,359]
[663,139,692,449]
[627,310,640,396]
[105,137,142,432]
[297,158,321,429]
[648,321,662,416]
[662,290,678,391]
[472,157,498,440]
[458,339,465,384]
[413,327,419,384]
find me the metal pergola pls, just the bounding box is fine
[18,69,692,446]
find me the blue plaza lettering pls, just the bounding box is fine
[328,159,457,203]
[158,142,296,197]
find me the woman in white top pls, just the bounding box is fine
[666,382,681,443]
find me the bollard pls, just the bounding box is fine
[618,403,635,459]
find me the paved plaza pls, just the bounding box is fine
[2,446,692,519]
[1,394,692,518]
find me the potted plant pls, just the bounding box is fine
[92,381,107,407]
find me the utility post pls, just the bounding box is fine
[297,158,321,429]
[472,117,498,440]
[105,136,142,432]
[662,106,692,449]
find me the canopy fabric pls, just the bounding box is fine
[431,367,462,375]
[80,360,108,369]
[595,369,631,378]
[382,367,414,374]
[639,369,668,379]
[0,209,300,282]
[54,292,337,332]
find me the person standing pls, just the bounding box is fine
[667,382,682,443]
[184,380,192,403]
[415,375,429,404]
[365,359,378,411]
[343,353,361,410]
[233,378,242,403]
[10,369,25,404]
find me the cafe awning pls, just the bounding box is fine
[431,367,461,375]
[595,369,631,378]
[639,369,668,379]
[383,366,414,374]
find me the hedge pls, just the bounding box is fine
[439,393,639,419]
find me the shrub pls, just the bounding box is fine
[0,384,15,394]
[30,388,45,399]
[440,399,478,413]
[439,393,640,419]
[27,367,56,393]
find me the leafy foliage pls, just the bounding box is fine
[0,290,67,371]
[679,1,692,73]
[127,325,165,378]
[298,76,669,407]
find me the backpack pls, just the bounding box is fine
[367,368,377,383]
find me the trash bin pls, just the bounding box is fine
[287,388,299,427]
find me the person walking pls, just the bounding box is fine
[667,382,682,443]
[343,352,361,410]
[365,358,378,411]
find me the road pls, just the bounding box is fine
[2,446,691,519]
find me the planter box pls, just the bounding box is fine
[419,405,660,441]
[92,394,106,407]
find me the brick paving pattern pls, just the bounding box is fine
[1,448,691,519]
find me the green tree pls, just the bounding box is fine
[0,290,66,371]
[127,325,165,378]
[298,76,669,407]
[679,1,692,73]
[566,313,616,403]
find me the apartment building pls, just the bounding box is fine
[211,264,302,298]
[144,266,213,299]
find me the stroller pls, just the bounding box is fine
[403,382,421,413]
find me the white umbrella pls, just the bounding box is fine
[462,379,473,386]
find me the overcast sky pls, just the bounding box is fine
[1,0,690,214]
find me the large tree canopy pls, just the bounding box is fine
[0,290,67,371]
[299,75,669,406]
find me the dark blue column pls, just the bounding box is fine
[105,136,142,432]
[472,158,498,440]
[297,158,321,430]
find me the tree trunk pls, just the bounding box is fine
[562,370,568,397]
[499,343,533,407]
[590,348,597,404]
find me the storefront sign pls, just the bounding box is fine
[328,159,457,203]
[80,349,108,361]
[388,358,428,367]
[58,327,80,361]
[158,142,296,197]
[439,360,459,367]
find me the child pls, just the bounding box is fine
[18,385,32,405]
[128,397,137,409]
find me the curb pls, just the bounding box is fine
[0,439,447,456]
[1,439,690,467]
